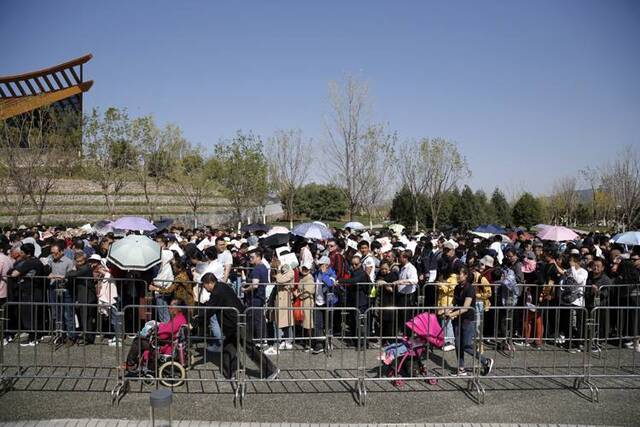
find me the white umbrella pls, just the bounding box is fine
[611,231,640,246]
[344,221,365,230]
[292,222,333,240]
[107,235,161,271]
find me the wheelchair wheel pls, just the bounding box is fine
[158,361,186,388]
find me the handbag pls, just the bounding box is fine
[292,295,305,324]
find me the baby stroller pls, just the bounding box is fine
[378,312,444,387]
[130,323,190,388]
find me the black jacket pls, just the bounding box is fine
[204,281,245,338]
[66,264,96,303]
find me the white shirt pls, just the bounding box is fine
[218,249,233,267]
[569,266,588,307]
[360,254,377,282]
[196,237,215,251]
[490,242,504,265]
[398,262,418,294]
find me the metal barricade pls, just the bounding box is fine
[0,301,120,392]
[361,305,484,405]
[242,306,361,401]
[479,305,597,402]
[588,305,640,396]
[111,304,242,405]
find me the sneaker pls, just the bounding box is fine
[513,341,530,347]
[311,346,324,355]
[483,358,494,376]
[278,341,293,350]
[634,344,640,353]
[2,337,11,346]
[20,341,38,347]
[263,346,278,356]
[443,343,455,352]
[266,368,280,380]
[450,368,468,377]
[555,335,566,345]
[591,344,601,353]
[567,347,581,354]
[623,341,634,349]
[107,338,121,347]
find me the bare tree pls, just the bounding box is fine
[551,176,578,226]
[357,124,397,229]
[0,107,78,224]
[266,129,311,228]
[396,138,430,232]
[326,75,381,220]
[169,146,217,228]
[0,166,25,227]
[601,145,640,231]
[580,166,599,226]
[423,138,470,231]
[83,107,134,218]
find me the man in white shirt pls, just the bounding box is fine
[357,240,377,282]
[561,254,589,352]
[215,237,233,282]
[395,250,419,296]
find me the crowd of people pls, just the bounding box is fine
[1,222,639,379]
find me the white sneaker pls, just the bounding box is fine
[443,343,455,352]
[634,344,640,353]
[263,346,278,355]
[624,341,634,349]
[108,338,121,347]
[555,335,566,345]
[20,341,38,347]
[2,338,10,346]
[278,341,293,350]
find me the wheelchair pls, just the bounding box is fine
[131,323,190,388]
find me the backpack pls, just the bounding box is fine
[500,266,521,300]
[560,274,581,305]
[336,253,351,280]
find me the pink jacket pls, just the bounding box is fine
[143,312,188,361]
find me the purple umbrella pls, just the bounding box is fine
[112,216,156,231]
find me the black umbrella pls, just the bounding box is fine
[153,218,175,233]
[260,233,290,248]
[241,223,270,233]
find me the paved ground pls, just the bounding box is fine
[0,423,614,427]
[1,338,639,425]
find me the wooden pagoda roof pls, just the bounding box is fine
[0,54,93,120]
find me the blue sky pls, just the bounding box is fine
[2,1,639,197]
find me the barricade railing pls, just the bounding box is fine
[588,306,640,384]
[3,296,640,407]
[0,301,121,385]
[112,304,242,405]
[361,305,485,405]
[241,306,361,389]
[1,275,150,335]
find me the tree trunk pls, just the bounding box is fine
[143,182,154,220]
[36,204,44,225]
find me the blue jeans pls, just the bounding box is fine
[48,287,77,339]
[453,319,488,369]
[442,317,454,345]
[207,314,223,352]
[154,294,170,323]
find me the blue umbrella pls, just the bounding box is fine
[292,222,333,240]
[473,224,507,235]
[611,231,640,246]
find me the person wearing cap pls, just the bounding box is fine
[471,255,493,351]
[312,256,337,354]
[10,243,46,346]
